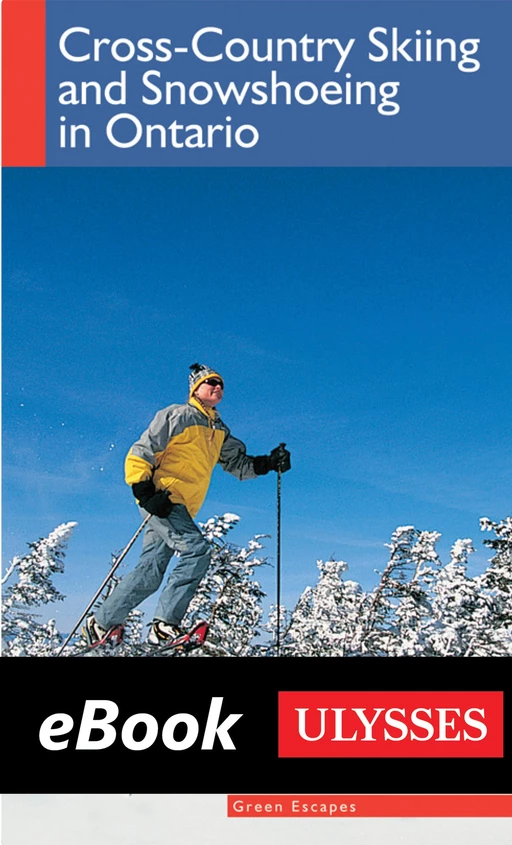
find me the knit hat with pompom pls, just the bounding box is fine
[188,363,223,397]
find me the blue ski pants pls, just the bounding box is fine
[94,504,211,629]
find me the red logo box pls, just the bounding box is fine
[278,691,503,757]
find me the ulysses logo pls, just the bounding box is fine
[278,691,503,757]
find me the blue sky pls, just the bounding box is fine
[3,167,511,630]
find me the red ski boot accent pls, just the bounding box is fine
[89,624,124,651]
[149,621,209,656]
[187,621,209,648]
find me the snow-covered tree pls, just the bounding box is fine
[479,517,512,609]
[280,560,366,656]
[260,603,290,656]
[426,538,484,656]
[352,527,439,656]
[3,514,512,658]
[469,517,512,656]
[282,519,512,658]
[183,514,268,656]
[69,565,147,657]
[2,522,77,656]
[384,529,441,656]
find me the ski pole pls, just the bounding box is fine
[276,442,286,657]
[56,513,152,656]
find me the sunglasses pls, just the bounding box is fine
[204,378,224,388]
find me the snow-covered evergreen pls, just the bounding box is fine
[470,517,512,656]
[1,522,76,656]
[183,514,268,656]
[278,561,365,656]
[2,515,512,657]
[427,537,482,656]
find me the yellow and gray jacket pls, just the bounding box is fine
[125,397,258,517]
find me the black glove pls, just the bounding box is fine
[253,455,271,475]
[132,480,174,518]
[270,443,291,472]
[253,444,291,475]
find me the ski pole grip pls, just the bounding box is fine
[277,443,286,475]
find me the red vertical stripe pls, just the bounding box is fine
[2,0,46,166]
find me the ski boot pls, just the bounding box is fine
[148,620,183,646]
[148,620,209,656]
[83,615,124,652]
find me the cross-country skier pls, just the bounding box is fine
[85,363,291,647]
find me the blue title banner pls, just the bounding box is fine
[45,1,512,166]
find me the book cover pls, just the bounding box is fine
[2,0,511,829]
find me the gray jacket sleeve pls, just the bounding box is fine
[128,406,178,467]
[218,427,259,480]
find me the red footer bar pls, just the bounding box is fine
[227,795,512,817]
